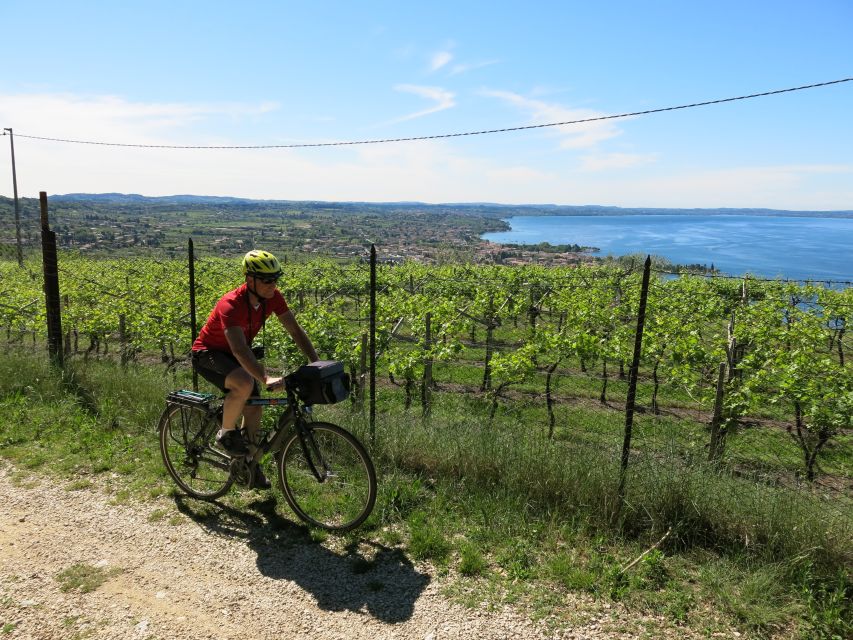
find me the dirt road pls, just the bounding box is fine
[0,465,709,639]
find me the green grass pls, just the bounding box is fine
[408,511,452,563]
[55,563,123,594]
[0,346,850,638]
[458,541,488,577]
[334,387,851,637]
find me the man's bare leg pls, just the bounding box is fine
[241,405,263,461]
[222,367,254,432]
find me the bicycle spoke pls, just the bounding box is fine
[196,447,231,471]
[279,422,376,531]
[159,404,234,500]
[160,398,375,529]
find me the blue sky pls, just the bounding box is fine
[1,1,851,209]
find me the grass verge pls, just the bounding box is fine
[0,347,850,639]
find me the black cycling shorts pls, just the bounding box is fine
[191,349,260,396]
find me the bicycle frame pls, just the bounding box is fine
[243,393,297,456]
[166,387,331,486]
[244,391,328,483]
[161,383,377,530]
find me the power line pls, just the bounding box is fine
[6,78,852,150]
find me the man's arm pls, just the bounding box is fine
[278,310,319,362]
[224,326,268,382]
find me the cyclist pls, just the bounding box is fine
[191,250,319,487]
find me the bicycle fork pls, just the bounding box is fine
[296,425,332,483]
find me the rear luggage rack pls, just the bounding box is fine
[167,390,217,409]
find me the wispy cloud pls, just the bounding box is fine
[579,152,659,171]
[429,51,453,72]
[0,93,279,143]
[449,59,499,76]
[388,84,456,123]
[2,91,850,210]
[482,89,622,149]
[613,165,853,209]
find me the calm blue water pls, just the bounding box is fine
[482,215,853,281]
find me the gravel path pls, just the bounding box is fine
[0,464,729,639]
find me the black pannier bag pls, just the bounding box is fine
[286,360,350,405]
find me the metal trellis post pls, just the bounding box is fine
[369,244,377,445]
[616,255,652,519]
[188,238,198,391]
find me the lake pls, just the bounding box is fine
[482,214,853,281]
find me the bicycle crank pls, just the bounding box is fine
[229,457,255,487]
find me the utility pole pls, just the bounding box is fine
[3,128,23,266]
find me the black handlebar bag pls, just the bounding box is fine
[287,360,350,404]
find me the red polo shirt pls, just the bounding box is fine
[192,284,289,354]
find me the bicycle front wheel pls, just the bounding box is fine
[278,422,376,531]
[159,403,234,500]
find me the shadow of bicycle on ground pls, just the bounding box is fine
[173,495,430,623]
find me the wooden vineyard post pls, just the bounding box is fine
[358,332,368,411]
[39,192,63,366]
[481,295,495,392]
[708,362,727,461]
[119,314,128,367]
[422,312,433,416]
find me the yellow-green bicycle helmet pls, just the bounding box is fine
[242,250,282,278]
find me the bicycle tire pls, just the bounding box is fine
[278,421,376,531]
[158,403,234,500]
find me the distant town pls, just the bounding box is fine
[0,194,602,266]
[6,193,843,268]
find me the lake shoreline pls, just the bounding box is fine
[481,214,853,281]
[496,209,853,220]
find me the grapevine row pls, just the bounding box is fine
[0,254,850,490]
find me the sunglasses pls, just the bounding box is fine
[254,275,280,284]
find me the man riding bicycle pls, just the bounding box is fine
[191,250,319,487]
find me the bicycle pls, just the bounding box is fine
[157,362,377,532]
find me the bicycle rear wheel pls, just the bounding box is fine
[278,421,376,531]
[159,403,234,500]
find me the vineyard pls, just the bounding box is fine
[2,250,851,512]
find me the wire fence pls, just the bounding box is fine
[1,240,851,521]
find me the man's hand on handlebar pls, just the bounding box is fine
[264,376,285,392]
